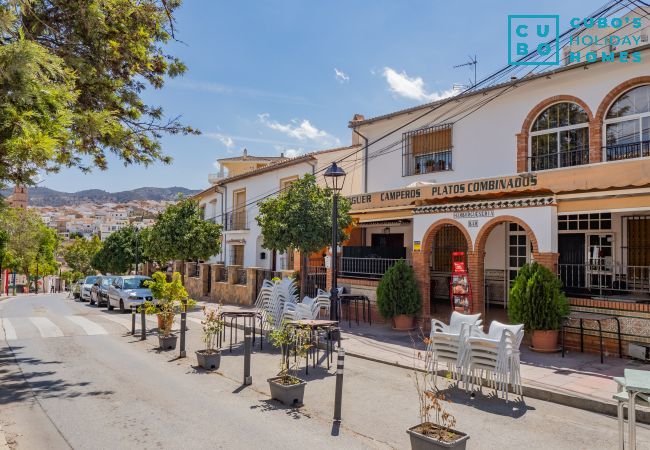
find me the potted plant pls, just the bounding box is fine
[408,348,469,449]
[196,305,224,370]
[141,271,196,351]
[377,260,421,331]
[508,262,570,352]
[267,321,311,406]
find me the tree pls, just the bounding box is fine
[0,0,198,188]
[0,207,58,293]
[376,260,421,319]
[146,197,222,263]
[0,228,8,293]
[256,174,352,295]
[63,236,102,275]
[91,226,139,274]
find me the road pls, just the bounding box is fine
[1,293,649,450]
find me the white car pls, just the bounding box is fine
[80,276,99,302]
[107,275,154,313]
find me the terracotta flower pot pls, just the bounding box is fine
[393,314,414,331]
[531,329,560,352]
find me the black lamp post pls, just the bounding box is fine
[324,162,346,321]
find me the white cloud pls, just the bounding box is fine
[284,148,303,158]
[334,68,349,83]
[258,113,340,146]
[382,67,455,102]
[204,132,235,149]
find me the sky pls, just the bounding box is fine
[42,0,600,192]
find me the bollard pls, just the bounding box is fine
[179,299,187,358]
[333,347,345,422]
[131,306,136,335]
[140,306,146,340]
[243,326,252,385]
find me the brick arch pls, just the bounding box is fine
[421,218,473,253]
[516,95,596,172]
[475,215,539,255]
[595,76,650,123]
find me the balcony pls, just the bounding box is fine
[224,210,248,231]
[208,170,227,184]
[529,146,589,171]
[604,140,650,162]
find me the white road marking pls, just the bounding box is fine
[29,317,64,338]
[67,316,108,335]
[1,318,17,340]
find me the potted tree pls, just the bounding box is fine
[196,305,224,370]
[377,260,421,331]
[407,349,469,449]
[508,262,570,352]
[267,322,311,406]
[142,271,196,351]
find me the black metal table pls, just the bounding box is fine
[561,311,622,364]
[338,294,372,327]
[287,319,339,374]
[219,310,262,352]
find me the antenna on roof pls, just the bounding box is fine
[453,54,478,88]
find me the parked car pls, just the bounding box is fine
[72,278,84,299]
[80,276,99,302]
[107,275,154,313]
[90,276,113,307]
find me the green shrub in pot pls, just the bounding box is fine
[376,260,421,330]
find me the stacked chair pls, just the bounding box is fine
[426,312,524,402]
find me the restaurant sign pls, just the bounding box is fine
[349,174,538,210]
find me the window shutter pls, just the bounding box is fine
[412,127,452,155]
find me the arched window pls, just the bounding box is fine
[529,102,589,171]
[604,84,650,161]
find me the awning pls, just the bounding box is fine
[357,217,412,226]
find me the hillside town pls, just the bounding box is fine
[1,2,650,449]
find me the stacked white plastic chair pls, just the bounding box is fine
[314,289,332,318]
[426,311,482,388]
[465,321,524,402]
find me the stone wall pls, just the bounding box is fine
[178,260,261,306]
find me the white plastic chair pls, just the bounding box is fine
[465,321,524,401]
[426,312,482,387]
[613,376,650,450]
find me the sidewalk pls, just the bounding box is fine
[203,302,650,422]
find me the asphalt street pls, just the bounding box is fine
[1,293,649,450]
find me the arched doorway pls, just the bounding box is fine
[475,216,539,323]
[421,219,472,320]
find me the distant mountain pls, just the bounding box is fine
[1,186,201,207]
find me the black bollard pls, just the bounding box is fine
[131,306,136,335]
[243,326,252,385]
[179,299,187,358]
[140,306,146,340]
[333,347,345,422]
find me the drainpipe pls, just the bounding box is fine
[352,128,369,193]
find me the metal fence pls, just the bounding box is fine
[605,140,650,161]
[558,260,650,297]
[340,257,410,279]
[235,268,247,285]
[224,210,248,231]
[254,269,282,298]
[214,265,227,282]
[304,265,326,298]
[528,146,589,171]
[191,264,200,278]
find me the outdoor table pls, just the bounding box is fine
[219,310,261,352]
[287,319,339,375]
[624,368,650,450]
[338,294,371,327]
[561,311,622,363]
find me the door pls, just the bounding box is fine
[559,233,585,290]
[233,189,246,229]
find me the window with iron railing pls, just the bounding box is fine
[224,210,248,230]
[529,102,590,171]
[402,124,453,176]
[604,84,650,162]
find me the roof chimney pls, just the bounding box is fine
[280,152,284,158]
[350,114,366,145]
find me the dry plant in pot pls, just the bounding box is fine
[196,305,224,370]
[267,321,312,406]
[407,341,469,449]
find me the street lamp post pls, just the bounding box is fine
[324,162,346,321]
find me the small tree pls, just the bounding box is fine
[268,321,312,385]
[376,260,421,318]
[146,196,222,263]
[256,174,351,294]
[63,236,102,275]
[91,226,139,274]
[141,271,196,337]
[508,262,570,331]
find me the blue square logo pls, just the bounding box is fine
[508,15,560,65]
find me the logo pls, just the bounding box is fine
[508,15,560,65]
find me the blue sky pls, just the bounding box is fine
[43,0,599,192]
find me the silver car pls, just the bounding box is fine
[80,276,99,301]
[106,275,154,313]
